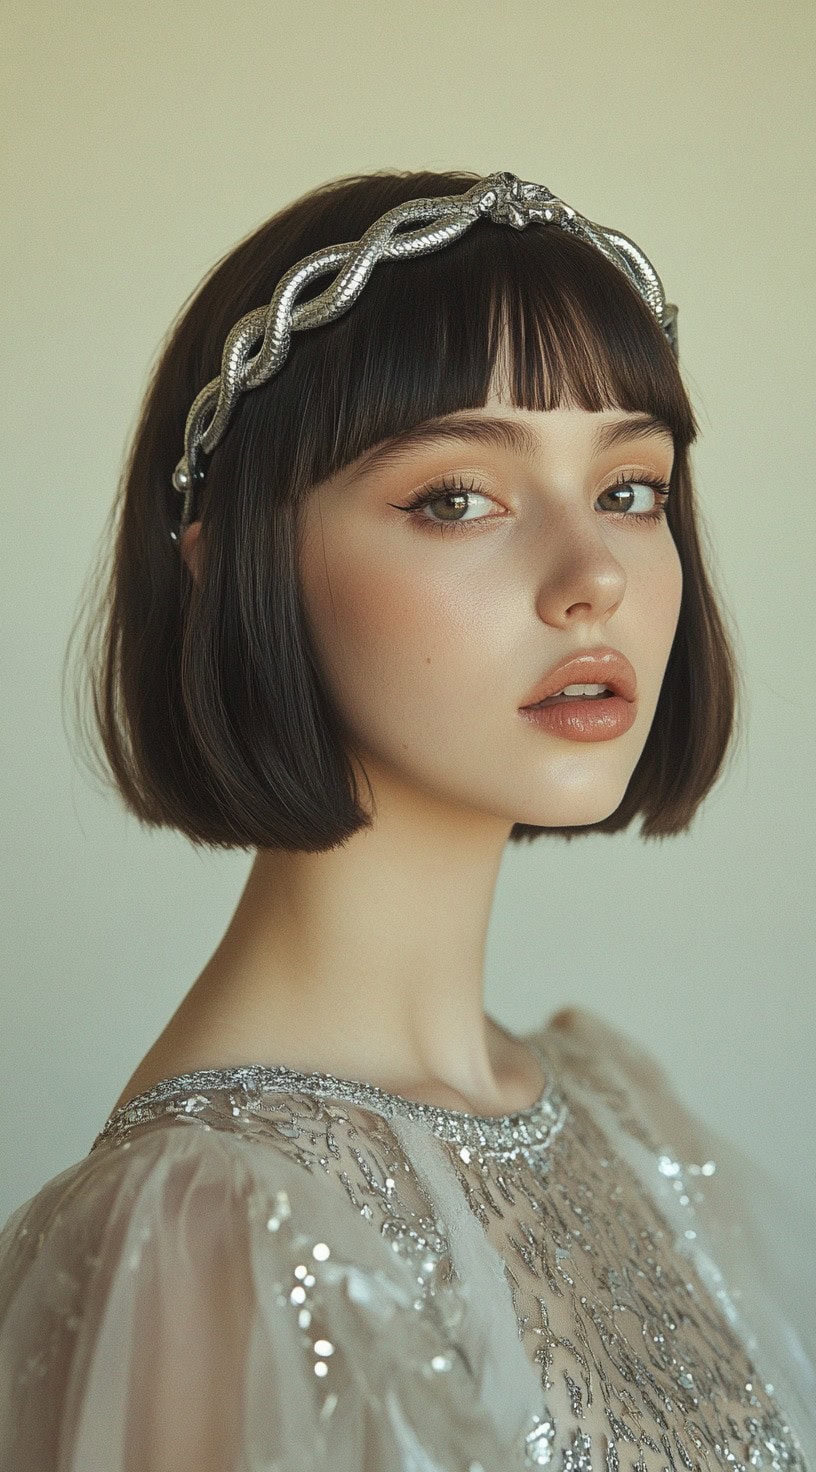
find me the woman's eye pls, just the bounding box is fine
[596,476,672,521]
[391,477,497,533]
[390,471,672,536]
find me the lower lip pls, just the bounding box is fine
[519,695,637,742]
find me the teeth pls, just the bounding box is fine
[554,683,610,696]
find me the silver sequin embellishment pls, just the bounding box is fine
[90,1039,810,1472]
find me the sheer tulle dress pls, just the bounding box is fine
[0,1005,813,1470]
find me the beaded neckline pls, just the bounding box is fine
[92,1027,568,1157]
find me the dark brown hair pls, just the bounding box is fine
[66,168,743,852]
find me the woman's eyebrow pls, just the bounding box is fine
[343,411,675,486]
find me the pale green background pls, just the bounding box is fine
[1,0,814,1225]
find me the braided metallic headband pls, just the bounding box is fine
[170,171,679,540]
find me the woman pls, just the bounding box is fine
[1,169,813,1469]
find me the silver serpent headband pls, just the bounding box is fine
[170,171,679,540]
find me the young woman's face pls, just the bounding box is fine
[297,380,682,830]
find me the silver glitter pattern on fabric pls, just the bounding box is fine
[89,1030,809,1471]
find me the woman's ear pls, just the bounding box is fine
[181,520,203,583]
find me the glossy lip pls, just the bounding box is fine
[519,646,638,708]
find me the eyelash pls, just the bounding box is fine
[391,469,673,536]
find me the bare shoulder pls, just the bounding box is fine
[110,1052,184,1115]
[109,1028,237,1115]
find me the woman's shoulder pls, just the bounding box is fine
[0,1078,541,1471]
[0,1080,390,1329]
[534,1003,720,1170]
[537,1003,672,1095]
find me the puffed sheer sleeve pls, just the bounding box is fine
[0,1115,540,1472]
[544,1006,816,1461]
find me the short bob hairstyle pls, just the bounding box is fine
[68,167,743,852]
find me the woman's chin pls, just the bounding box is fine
[511,785,629,829]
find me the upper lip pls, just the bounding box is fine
[519,646,637,706]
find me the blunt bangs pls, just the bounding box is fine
[195,170,697,526]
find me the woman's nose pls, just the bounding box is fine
[531,519,627,629]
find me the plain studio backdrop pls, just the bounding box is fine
[1,0,814,1226]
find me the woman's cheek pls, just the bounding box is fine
[326,541,467,661]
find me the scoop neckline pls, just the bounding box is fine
[94,1019,565,1151]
